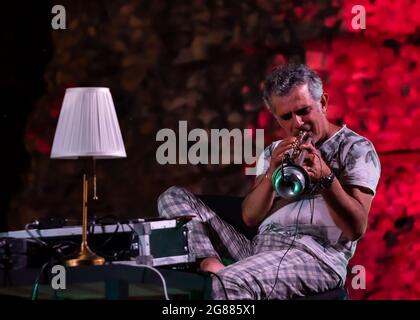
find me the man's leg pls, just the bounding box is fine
[157,186,252,271]
[212,248,341,300]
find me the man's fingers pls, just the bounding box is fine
[272,138,297,154]
[304,153,316,162]
[300,143,316,153]
[303,166,314,178]
[271,146,292,159]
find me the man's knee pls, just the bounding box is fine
[157,186,188,217]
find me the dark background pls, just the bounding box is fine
[1,0,419,299]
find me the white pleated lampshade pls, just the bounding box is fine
[51,87,127,159]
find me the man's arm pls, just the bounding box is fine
[322,179,373,241]
[301,142,375,241]
[241,174,276,227]
[242,137,297,227]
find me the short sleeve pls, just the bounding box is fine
[341,140,381,195]
[255,141,281,177]
[255,145,270,177]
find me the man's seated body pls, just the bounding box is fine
[158,64,381,300]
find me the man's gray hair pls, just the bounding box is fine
[263,64,323,111]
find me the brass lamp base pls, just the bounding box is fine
[66,243,105,267]
[66,172,105,268]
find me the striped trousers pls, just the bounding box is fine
[158,186,341,300]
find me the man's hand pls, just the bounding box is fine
[242,137,299,227]
[267,137,298,176]
[299,142,331,182]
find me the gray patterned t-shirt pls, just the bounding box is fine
[255,125,381,283]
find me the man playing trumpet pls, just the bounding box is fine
[158,64,381,299]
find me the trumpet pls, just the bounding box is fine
[271,131,312,199]
[291,130,312,166]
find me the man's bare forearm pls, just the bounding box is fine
[321,178,370,241]
[242,175,276,227]
[242,138,297,227]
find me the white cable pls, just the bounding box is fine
[135,264,170,300]
[24,223,49,248]
[117,225,168,299]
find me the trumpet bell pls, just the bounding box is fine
[272,164,310,199]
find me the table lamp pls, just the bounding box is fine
[51,87,126,267]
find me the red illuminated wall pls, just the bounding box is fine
[258,0,420,299]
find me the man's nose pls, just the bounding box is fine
[292,114,304,129]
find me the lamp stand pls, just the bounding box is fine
[66,173,105,267]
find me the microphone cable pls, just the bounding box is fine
[265,196,305,300]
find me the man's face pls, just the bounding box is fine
[268,84,329,144]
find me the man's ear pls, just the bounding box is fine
[320,93,329,113]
